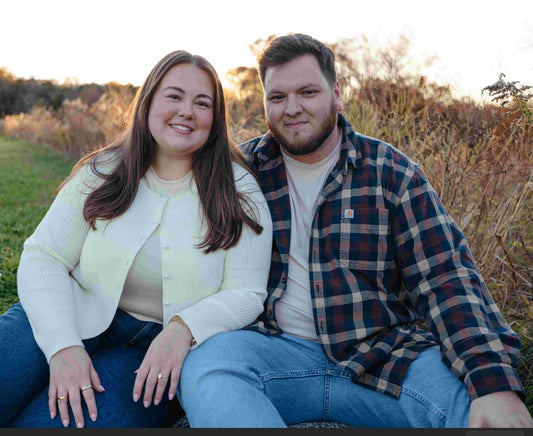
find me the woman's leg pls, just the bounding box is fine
[11,310,171,428]
[11,346,171,427]
[0,302,51,426]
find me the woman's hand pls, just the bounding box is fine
[48,345,105,428]
[133,319,193,408]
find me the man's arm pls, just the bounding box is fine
[388,159,525,402]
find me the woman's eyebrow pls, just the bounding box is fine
[163,86,213,101]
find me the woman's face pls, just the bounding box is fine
[148,63,215,169]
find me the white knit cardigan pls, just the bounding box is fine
[17,160,273,362]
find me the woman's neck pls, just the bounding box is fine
[151,155,192,180]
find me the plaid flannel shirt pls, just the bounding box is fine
[240,113,524,400]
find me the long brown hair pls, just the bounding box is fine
[63,50,263,253]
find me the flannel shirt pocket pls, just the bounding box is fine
[339,207,391,271]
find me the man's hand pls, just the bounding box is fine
[468,391,533,427]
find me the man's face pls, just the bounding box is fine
[263,54,343,163]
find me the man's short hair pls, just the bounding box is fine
[257,34,337,87]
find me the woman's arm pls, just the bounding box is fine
[17,165,95,361]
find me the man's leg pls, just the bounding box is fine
[177,330,331,428]
[328,346,471,427]
[179,332,470,428]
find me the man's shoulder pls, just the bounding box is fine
[353,131,419,171]
[239,135,266,157]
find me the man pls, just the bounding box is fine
[177,33,533,428]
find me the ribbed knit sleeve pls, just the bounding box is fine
[175,165,273,346]
[17,165,98,362]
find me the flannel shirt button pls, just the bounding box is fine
[267,310,273,317]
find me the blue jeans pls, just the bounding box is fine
[177,330,471,428]
[0,302,176,427]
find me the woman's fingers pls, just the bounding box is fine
[167,370,180,401]
[56,391,70,427]
[67,387,84,428]
[142,367,159,407]
[153,370,171,405]
[133,363,148,404]
[80,383,97,423]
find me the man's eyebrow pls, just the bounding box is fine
[267,83,321,94]
[162,86,213,101]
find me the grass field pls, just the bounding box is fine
[0,133,75,311]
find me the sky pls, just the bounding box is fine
[2,0,532,103]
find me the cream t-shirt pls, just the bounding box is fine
[276,140,341,340]
[118,167,193,323]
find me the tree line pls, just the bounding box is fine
[0,67,136,117]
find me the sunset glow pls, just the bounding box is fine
[1,0,532,102]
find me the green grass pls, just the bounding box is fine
[0,134,75,312]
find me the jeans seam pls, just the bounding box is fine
[323,375,331,421]
[401,386,447,423]
[259,369,325,382]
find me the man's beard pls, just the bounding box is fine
[268,107,338,156]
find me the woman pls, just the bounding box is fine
[0,50,272,428]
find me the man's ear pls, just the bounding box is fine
[334,82,343,112]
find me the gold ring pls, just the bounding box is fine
[81,384,93,391]
[157,372,168,381]
[57,395,67,400]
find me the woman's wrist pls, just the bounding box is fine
[168,315,196,346]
